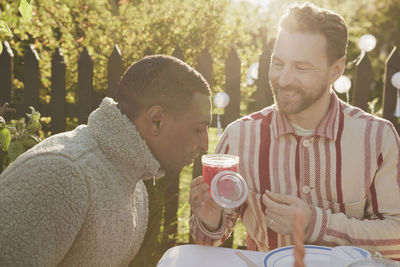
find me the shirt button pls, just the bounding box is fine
[302,139,310,147]
[302,185,311,194]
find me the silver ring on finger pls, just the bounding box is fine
[269,218,274,225]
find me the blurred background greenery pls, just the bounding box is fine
[2,0,400,265]
[2,0,399,116]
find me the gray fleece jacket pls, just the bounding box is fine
[0,97,165,266]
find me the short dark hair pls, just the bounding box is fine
[279,2,348,64]
[116,55,211,118]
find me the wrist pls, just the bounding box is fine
[202,214,223,232]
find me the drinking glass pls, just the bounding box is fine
[201,154,248,208]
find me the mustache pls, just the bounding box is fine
[271,82,302,93]
[270,79,300,92]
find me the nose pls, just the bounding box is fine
[278,67,294,88]
[198,130,209,153]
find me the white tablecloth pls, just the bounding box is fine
[157,244,267,267]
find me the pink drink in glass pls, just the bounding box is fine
[202,154,239,192]
[203,164,239,191]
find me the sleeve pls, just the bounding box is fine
[305,123,400,260]
[0,155,89,266]
[190,124,241,246]
[189,209,240,246]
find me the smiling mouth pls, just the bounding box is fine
[279,90,299,99]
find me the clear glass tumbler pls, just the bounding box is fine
[201,154,248,208]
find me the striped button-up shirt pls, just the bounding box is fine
[190,92,400,260]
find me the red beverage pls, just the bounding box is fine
[202,154,239,193]
[202,164,239,191]
[201,154,248,208]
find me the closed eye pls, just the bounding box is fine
[294,61,314,71]
[296,65,310,71]
[271,60,284,69]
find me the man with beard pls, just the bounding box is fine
[189,2,400,260]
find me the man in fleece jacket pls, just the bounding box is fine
[0,55,211,266]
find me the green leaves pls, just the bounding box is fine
[0,128,11,152]
[0,117,11,151]
[0,20,13,53]
[7,141,24,162]
[21,134,41,148]
[0,20,13,37]
[19,0,33,22]
[0,117,6,128]
[25,107,42,133]
[0,107,42,164]
[0,0,31,54]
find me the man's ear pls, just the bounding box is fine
[330,56,346,83]
[145,105,165,136]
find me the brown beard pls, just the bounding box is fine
[269,79,329,115]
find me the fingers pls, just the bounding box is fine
[266,214,289,234]
[262,194,287,217]
[262,192,293,235]
[191,176,206,188]
[262,191,310,235]
[189,184,209,206]
[189,176,211,210]
[190,177,208,200]
[265,190,297,205]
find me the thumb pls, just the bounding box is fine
[265,190,296,205]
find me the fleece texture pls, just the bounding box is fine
[0,97,165,266]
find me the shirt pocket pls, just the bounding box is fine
[322,198,367,219]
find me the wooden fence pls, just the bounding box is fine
[1,40,400,265]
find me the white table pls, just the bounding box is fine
[157,244,267,267]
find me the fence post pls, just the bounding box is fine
[50,48,66,134]
[107,45,123,101]
[197,48,213,87]
[162,170,180,248]
[382,46,400,133]
[77,47,93,124]
[252,41,274,112]
[352,53,372,111]
[0,41,13,119]
[0,42,13,172]
[187,48,214,244]
[23,45,40,117]
[225,47,241,126]
[143,47,153,57]
[172,45,184,61]
[193,47,213,179]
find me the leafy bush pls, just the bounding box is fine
[1,0,272,116]
[0,104,42,172]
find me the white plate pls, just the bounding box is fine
[263,245,332,267]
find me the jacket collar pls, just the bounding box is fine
[272,91,342,140]
[87,97,165,183]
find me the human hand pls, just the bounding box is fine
[262,190,312,235]
[189,176,222,231]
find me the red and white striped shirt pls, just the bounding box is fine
[190,92,400,260]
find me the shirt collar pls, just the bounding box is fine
[272,92,342,140]
[88,97,165,184]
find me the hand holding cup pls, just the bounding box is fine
[202,154,248,209]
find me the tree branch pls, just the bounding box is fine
[0,103,16,117]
